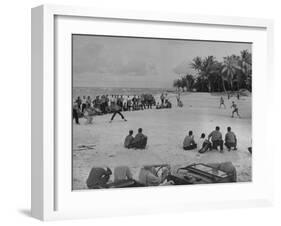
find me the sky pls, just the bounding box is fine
[72,35,251,88]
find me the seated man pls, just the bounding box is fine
[113,166,133,183]
[166,100,172,108]
[86,167,112,189]
[156,102,161,109]
[138,165,170,186]
[124,130,134,148]
[183,130,197,150]
[197,133,211,153]
[224,126,237,151]
[208,126,224,152]
[131,128,148,149]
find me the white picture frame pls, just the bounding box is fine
[31,4,274,221]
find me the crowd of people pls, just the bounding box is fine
[72,92,176,124]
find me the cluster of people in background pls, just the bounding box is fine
[75,94,155,114]
[156,93,172,109]
[183,126,237,153]
[72,92,177,124]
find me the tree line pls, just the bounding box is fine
[173,50,252,93]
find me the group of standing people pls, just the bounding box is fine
[73,93,157,124]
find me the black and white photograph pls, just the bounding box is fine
[72,35,252,190]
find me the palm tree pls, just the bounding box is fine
[173,79,182,91]
[239,50,252,91]
[190,57,205,91]
[183,74,195,91]
[191,56,218,92]
[221,55,240,91]
[200,56,219,92]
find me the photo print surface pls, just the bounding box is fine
[72,34,252,190]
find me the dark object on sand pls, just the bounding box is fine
[248,147,252,154]
[74,144,96,151]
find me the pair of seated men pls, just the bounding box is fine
[124,128,147,149]
[86,166,141,189]
[208,126,237,152]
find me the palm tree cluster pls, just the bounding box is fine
[173,50,252,93]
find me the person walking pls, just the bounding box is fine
[231,101,241,118]
[219,96,226,108]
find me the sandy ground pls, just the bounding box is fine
[73,92,252,190]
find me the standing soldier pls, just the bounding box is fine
[73,102,80,124]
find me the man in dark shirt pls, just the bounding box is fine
[224,126,237,151]
[124,130,134,148]
[109,102,127,123]
[208,126,224,152]
[72,102,80,124]
[86,167,112,189]
[131,128,147,149]
[183,130,197,150]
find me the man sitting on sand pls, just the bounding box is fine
[131,128,147,149]
[138,165,170,186]
[197,133,211,153]
[183,130,197,150]
[124,130,134,149]
[86,167,112,189]
[208,126,224,152]
[156,102,161,109]
[224,127,237,151]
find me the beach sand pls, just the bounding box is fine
[73,92,252,190]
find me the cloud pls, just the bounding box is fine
[73,36,159,77]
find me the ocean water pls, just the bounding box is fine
[73,87,174,99]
